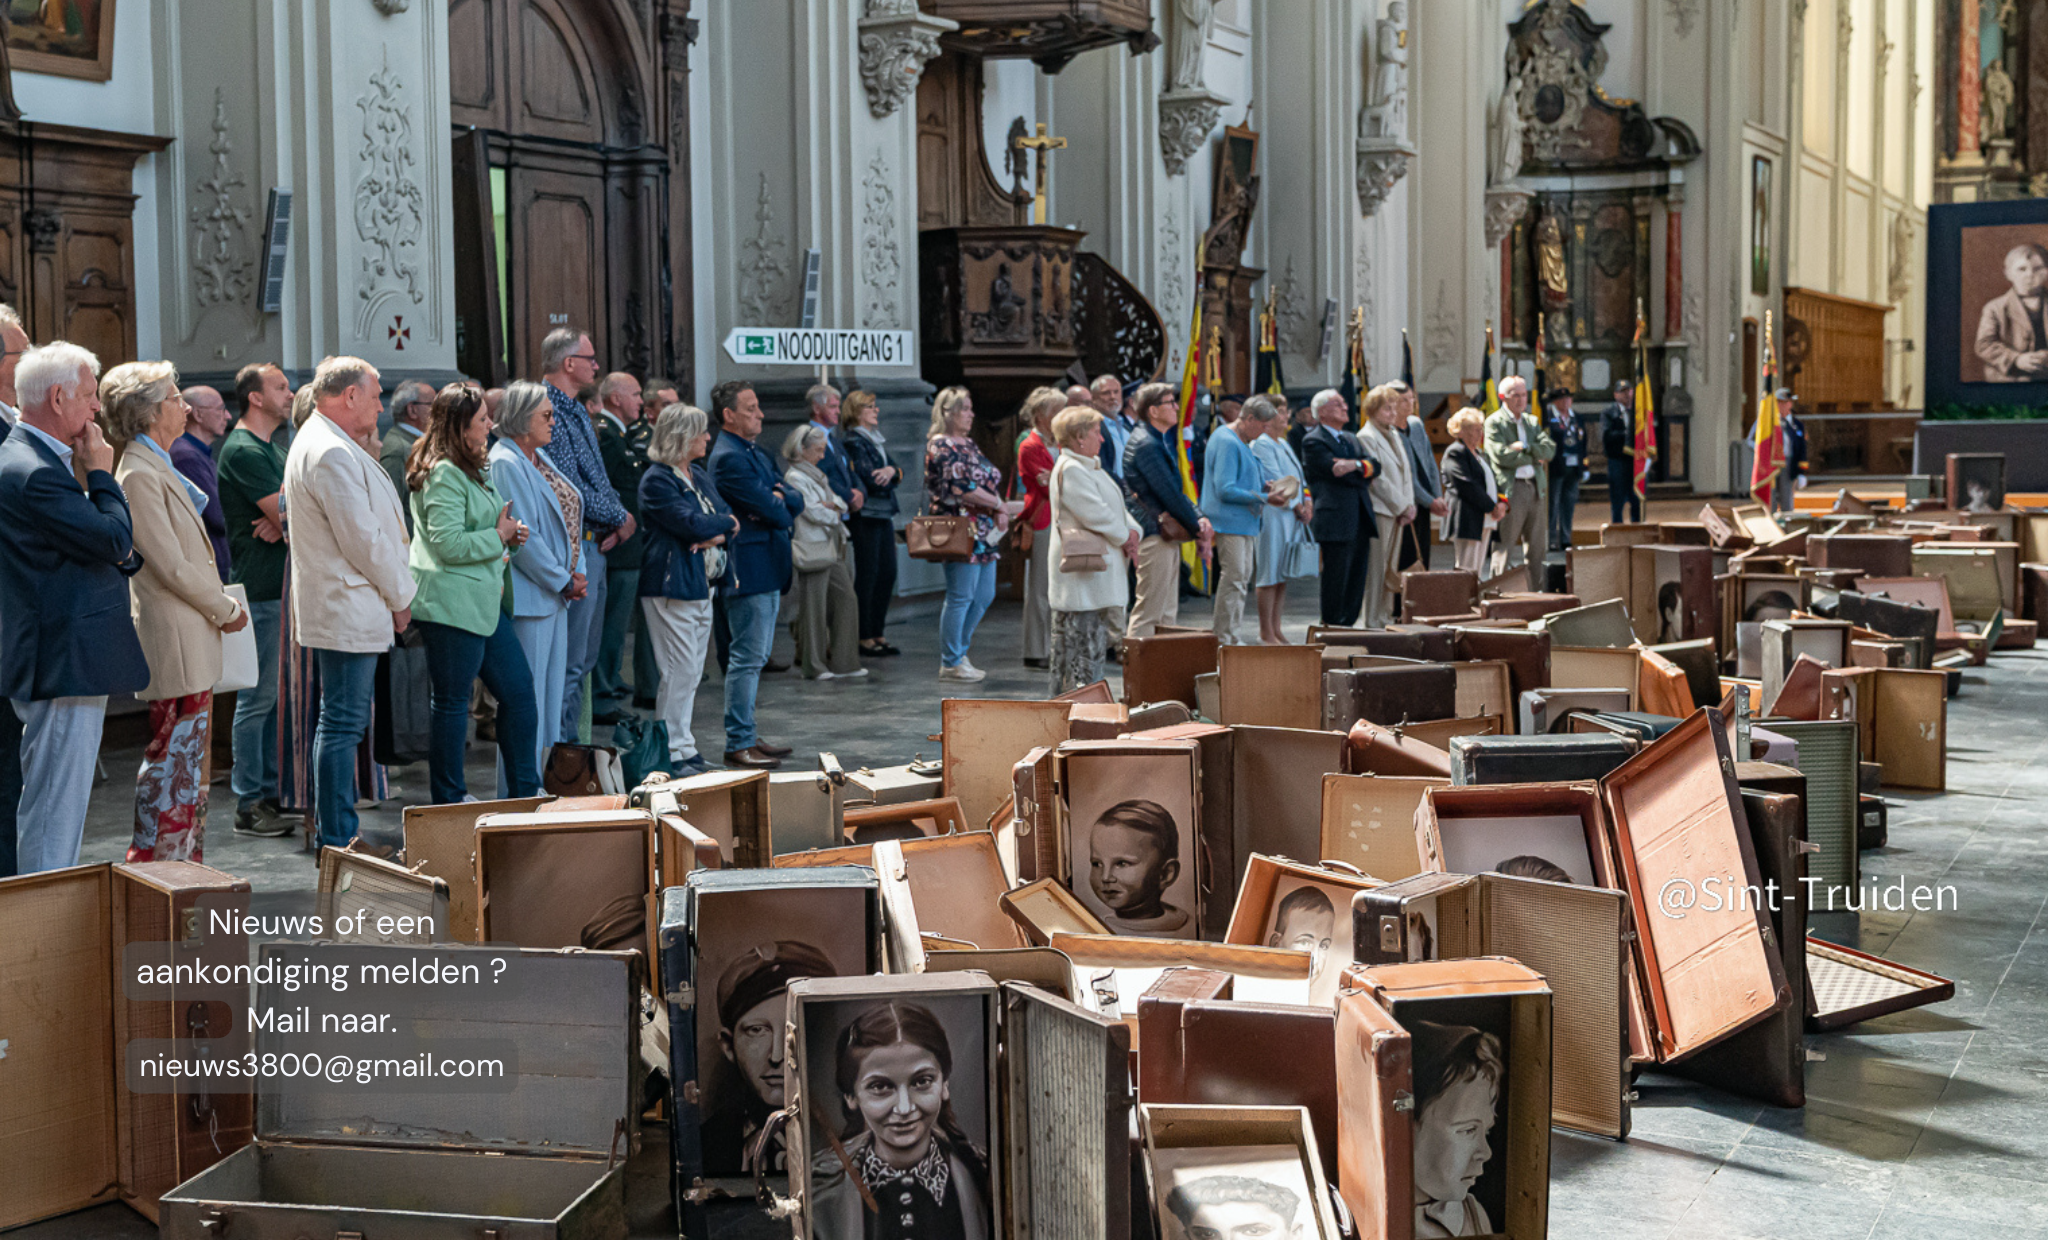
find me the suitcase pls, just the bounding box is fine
[2023,562,2048,622]
[1517,686,1632,735]
[1453,659,1515,723]
[1343,720,1453,778]
[1447,733,1637,786]
[764,755,847,855]
[1805,937,1954,1030]
[400,795,552,942]
[1008,738,1204,932]
[1158,1002,1341,1180]
[1398,569,1478,621]
[1122,630,1220,707]
[837,794,971,846]
[1387,623,1459,661]
[1067,700,1132,739]
[1218,642,1325,729]
[1600,520,1662,546]
[1870,667,1947,791]
[316,843,449,945]
[1760,618,1851,711]
[1225,853,1387,1003]
[1123,722,1238,937]
[1566,711,1682,742]
[1135,967,1235,1101]
[1140,1104,1342,1240]
[1334,959,1553,1240]
[1051,932,1313,1020]
[1636,646,1696,718]
[1479,592,1580,622]
[1809,532,1912,578]
[1642,638,1720,712]
[1567,543,1631,605]
[821,832,1026,969]
[1450,625,1551,699]
[1319,772,1447,885]
[1000,875,1111,945]
[1396,714,1503,751]
[1307,626,1439,661]
[160,945,637,1240]
[843,758,944,806]
[1858,793,1888,849]
[1322,663,1458,730]
[1629,544,1715,643]
[473,809,661,966]
[1549,644,1641,705]
[1535,597,1636,648]
[630,769,772,867]
[659,868,882,1234]
[1834,591,1939,668]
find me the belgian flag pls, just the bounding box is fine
[1401,328,1415,390]
[1477,320,1500,414]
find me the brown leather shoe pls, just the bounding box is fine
[753,739,794,758]
[724,747,783,770]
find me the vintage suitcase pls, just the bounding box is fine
[1334,959,1552,1240]
[1644,638,1719,711]
[160,944,637,1240]
[1760,618,1851,709]
[1601,521,1662,547]
[1387,623,1460,661]
[401,795,551,942]
[1400,714,1504,749]
[1517,686,1633,735]
[1124,722,1237,937]
[1344,720,1453,778]
[659,867,882,1232]
[1194,671,1221,720]
[1667,789,1809,1108]
[1219,643,1325,728]
[839,795,970,845]
[843,758,944,806]
[1480,592,1580,622]
[1451,625,1551,699]
[1549,644,1641,707]
[876,833,1030,967]
[1567,711,1682,742]
[1232,726,1351,870]
[1140,1105,1341,1240]
[1805,938,1955,1030]
[1916,540,2022,613]
[763,755,847,855]
[1309,626,1442,661]
[631,769,772,867]
[1154,1003,1341,1180]
[1810,532,1912,578]
[1122,630,1221,707]
[1352,871,1631,1138]
[2024,562,2048,622]
[1400,569,1479,620]
[1,862,255,1228]
[1009,738,1204,934]
[1225,853,1387,1004]
[1870,667,1947,791]
[1448,733,1637,786]
[941,697,1072,850]
[1629,544,1716,643]
[1320,773,1450,884]
[1567,543,1632,606]
[1536,597,1636,648]
[920,944,1078,1001]
[1859,793,1888,849]
[1068,701,1133,739]
[1135,967,1236,1102]
[316,843,449,945]
[1051,932,1313,1021]
[1453,658,1515,724]
[1636,647,1696,718]
[473,809,660,966]
[1765,653,1830,720]
[1000,876,1111,945]
[1323,664,1458,730]
[1056,678,1119,704]
[1834,591,1939,668]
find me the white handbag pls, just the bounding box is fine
[215,584,260,694]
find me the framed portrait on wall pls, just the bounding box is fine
[1751,156,1771,296]
[5,0,117,82]
[1926,198,2048,408]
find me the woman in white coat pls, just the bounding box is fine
[1360,383,1417,629]
[1046,405,1142,695]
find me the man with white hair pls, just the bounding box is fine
[380,378,437,532]
[1482,375,1554,589]
[1301,388,1378,626]
[283,356,417,850]
[539,327,632,740]
[0,341,151,872]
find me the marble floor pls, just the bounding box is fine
[26,566,2048,1240]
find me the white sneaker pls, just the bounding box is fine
[815,670,840,680]
[939,663,987,682]
[958,657,984,677]
[842,667,869,679]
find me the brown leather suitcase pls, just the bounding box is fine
[1517,687,1633,735]
[1637,646,1696,718]
[1320,774,1450,883]
[1386,623,1459,660]
[401,795,551,942]
[840,794,971,845]
[1398,569,1477,621]
[1537,597,1636,648]
[1550,644,1641,707]
[632,768,773,866]
[1568,543,1632,606]
[1052,932,1312,1023]
[1451,625,1551,699]
[1225,853,1386,1005]
[1121,630,1220,706]
[1398,714,1503,750]
[317,842,451,945]
[1480,592,1580,622]
[1809,532,1912,578]
[1453,658,1515,723]
[1323,664,1458,730]
[473,809,662,967]
[998,980,1135,1240]
[1000,875,1110,945]
[1870,667,1947,791]
[1135,967,1234,1102]
[1600,521,1662,546]
[1124,721,1237,936]
[1343,720,1453,778]
[1629,544,1716,643]
[1231,725,1351,880]
[941,698,1072,844]
[1308,626,1452,662]
[876,832,1031,967]
[2023,562,2048,622]
[1659,520,1713,546]
[1172,1001,1341,1179]
[1643,638,1719,710]
[1006,738,1204,928]
[1219,642,1324,728]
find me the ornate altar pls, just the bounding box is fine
[1197,123,1262,395]
[919,224,1083,413]
[924,0,1156,73]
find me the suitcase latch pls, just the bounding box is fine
[1379,916,1402,953]
[667,984,694,1010]
[681,1080,701,1105]
[181,907,201,942]
[1391,1091,1414,1113]
[198,1210,227,1234]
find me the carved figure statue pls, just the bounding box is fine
[1492,67,1526,185]
[1535,212,1570,312]
[1362,1,1410,139]
[1983,59,2016,141]
[1169,0,1223,92]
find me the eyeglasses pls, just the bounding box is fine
[567,352,598,364]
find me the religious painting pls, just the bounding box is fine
[1926,199,2048,407]
[1063,750,1201,940]
[1404,996,1513,1240]
[5,0,116,82]
[1214,125,1259,225]
[1151,1144,1321,1240]
[1750,156,1771,296]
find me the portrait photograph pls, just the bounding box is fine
[800,990,994,1240]
[1950,454,2006,512]
[1436,814,1596,888]
[1262,875,1355,1006]
[1926,200,2048,406]
[1404,997,1512,1239]
[692,885,873,1183]
[1064,750,1200,940]
[1151,1144,1319,1240]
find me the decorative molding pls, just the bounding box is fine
[1666,0,1700,38]
[371,0,411,13]
[191,87,254,310]
[1423,280,1458,375]
[1158,203,1186,351]
[1836,1,1853,57]
[738,172,793,325]
[1354,139,1414,217]
[1273,254,1309,357]
[1483,184,1533,251]
[1888,214,1915,305]
[860,151,903,330]
[23,208,58,254]
[1353,242,1378,372]
[858,1,956,120]
[353,46,426,338]
[1159,88,1226,177]
[1682,286,1705,381]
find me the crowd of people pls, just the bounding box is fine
[0,298,1659,875]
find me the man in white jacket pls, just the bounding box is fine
[282,356,416,849]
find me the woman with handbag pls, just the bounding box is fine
[489,381,588,784]
[405,382,543,803]
[1440,409,1508,574]
[1251,397,1315,644]
[838,390,901,657]
[102,361,249,862]
[1361,383,1418,629]
[639,403,738,776]
[1015,386,1065,669]
[780,423,865,680]
[1047,406,1142,695]
[921,386,1023,682]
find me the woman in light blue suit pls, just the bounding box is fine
[488,381,588,777]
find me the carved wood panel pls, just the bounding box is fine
[517,0,602,141]
[1785,287,1889,409]
[506,166,605,378]
[448,0,505,130]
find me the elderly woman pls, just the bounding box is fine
[489,380,588,778]
[639,404,738,775]
[1441,408,1507,574]
[1046,405,1142,695]
[1361,383,1418,629]
[1015,386,1065,669]
[924,386,1024,682]
[780,423,864,680]
[405,382,541,803]
[1250,395,1314,644]
[103,361,249,862]
[838,390,901,657]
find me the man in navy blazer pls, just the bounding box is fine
[804,383,863,515]
[0,341,150,872]
[1300,388,1380,627]
[708,380,802,770]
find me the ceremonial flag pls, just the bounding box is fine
[1174,293,1210,590]
[1401,328,1415,389]
[1255,294,1287,397]
[1750,311,1784,509]
[1533,314,1549,407]
[1478,321,1500,413]
[1631,301,1656,502]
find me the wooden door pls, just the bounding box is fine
[504,165,606,380]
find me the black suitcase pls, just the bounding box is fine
[1322,664,1457,730]
[1447,732,1638,786]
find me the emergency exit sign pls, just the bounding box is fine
[721,327,914,366]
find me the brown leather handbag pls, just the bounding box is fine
[906,514,977,562]
[544,743,623,797]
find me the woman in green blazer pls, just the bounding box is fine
[405,383,541,802]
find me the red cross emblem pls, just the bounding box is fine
[389,316,410,350]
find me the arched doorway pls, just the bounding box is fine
[447,0,693,386]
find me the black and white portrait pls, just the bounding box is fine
[1969,236,2048,383]
[1065,751,1200,939]
[693,887,870,1180]
[1408,1004,1510,1239]
[1152,1145,1318,1240]
[1436,814,1596,888]
[1263,877,1349,1005]
[1950,454,2006,513]
[803,993,993,1240]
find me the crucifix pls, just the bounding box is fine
[1011,123,1067,225]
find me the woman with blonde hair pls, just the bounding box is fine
[781,422,865,680]
[1440,408,1506,574]
[1015,386,1066,669]
[1046,404,1141,694]
[1250,395,1313,644]
[837,389,901,656]
[102,361,248,862]
[1360,383,1417,628]
[923,386,1022,681]
[639,403,738,774]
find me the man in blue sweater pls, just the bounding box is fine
[1202,395,1278,645]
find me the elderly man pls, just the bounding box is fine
[1202,395,1279,644]
[172,384,233,581]
[1301,388,1378,626]
[217,362,298,838]
[592,371,650,723]
[1088,373,1131,480]
[1483,375,1555,589]
[0,341,150,872]
[538,327,633,741]
[1122,382,1213,637]
[283,357,417,849]
[379,378,436,529]
[804,383,862,516]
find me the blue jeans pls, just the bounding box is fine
[230,598,283,812]
[311,649,379,849]
[940,559,998,667]
[724,589,780,753]
[417,614,541,804]
[1550,471,1581,550]
[562,539,608,739]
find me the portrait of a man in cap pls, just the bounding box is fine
[701,939,839,1176]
